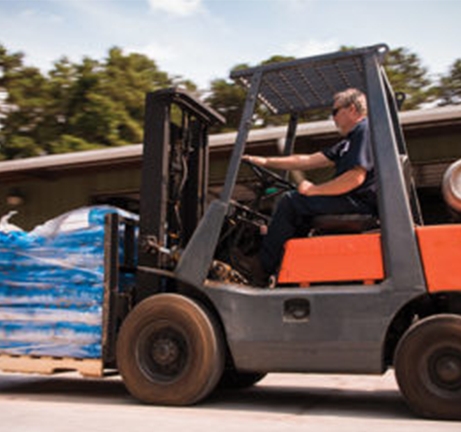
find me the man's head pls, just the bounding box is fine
[332,88,367,136]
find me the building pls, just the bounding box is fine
[1,105,460,230]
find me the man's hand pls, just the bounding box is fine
[297,179,315,196]
[243,154,267,166]
[297,166,367,197]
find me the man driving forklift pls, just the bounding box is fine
[242,88,378,286]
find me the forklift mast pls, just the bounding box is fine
[136,88,224,299]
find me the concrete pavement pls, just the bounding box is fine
[0,371,459,432]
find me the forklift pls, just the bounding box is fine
[116,44,461,420]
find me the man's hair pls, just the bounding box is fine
[334,88,367,116]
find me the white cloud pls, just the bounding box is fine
[147,0,204,17]
[20,8,64,24]
[283,0,317,7]
[127,42,178,63]
[284,39,339,58]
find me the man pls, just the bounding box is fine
[243,88,377,286]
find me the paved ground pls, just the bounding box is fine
[0,370,459,432]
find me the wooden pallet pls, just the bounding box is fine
[0,354,104,377]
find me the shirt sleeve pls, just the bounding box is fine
[321,140,347,163]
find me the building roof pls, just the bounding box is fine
[1,105,461,182]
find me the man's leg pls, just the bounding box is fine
[260,191,373,275]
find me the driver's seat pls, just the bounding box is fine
[309,213,379,235]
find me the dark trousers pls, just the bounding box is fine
[260,191,376,275]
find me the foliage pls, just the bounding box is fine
[206,76,247,133]
[435,59,461,106]
[0,43,174,159]
[382,47,433,109]
[0,42,460,159]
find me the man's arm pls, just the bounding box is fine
[243,152,334,171]
[298,166,367,196]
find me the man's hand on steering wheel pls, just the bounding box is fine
[242,156,295,191]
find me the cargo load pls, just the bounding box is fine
[0,206,137,359]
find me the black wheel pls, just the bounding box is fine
[116,293,224,405]
[218,369,267,389]
[394,314,461,420]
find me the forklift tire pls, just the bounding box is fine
[116,293,224,405]
[394,314,461,420]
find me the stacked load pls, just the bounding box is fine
[0,206,137,359]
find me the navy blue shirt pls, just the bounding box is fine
[321,118,376,207]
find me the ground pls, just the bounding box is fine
[0,371,459,431]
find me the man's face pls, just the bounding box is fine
[332,102,356,136]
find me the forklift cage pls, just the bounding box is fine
[177,44,426,293]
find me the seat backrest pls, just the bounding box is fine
[310,214,379,235]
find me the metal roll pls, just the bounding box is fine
[442,159,461,213]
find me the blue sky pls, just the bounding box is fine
[0,0,460,89]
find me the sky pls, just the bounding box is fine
[0,0,460,90]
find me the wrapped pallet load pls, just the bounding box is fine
[0,206,137,359]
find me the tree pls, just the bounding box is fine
[0,44,49,159]
[0,44,179,159]
[436,59,461,106]
[206,76,247,132]
[100,47,172,125]
[382,47,433,110]
[0,42,452,159]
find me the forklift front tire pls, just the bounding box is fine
[116,293,224,405]
[394,314,461,420]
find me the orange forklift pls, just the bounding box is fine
[116,44,461,420]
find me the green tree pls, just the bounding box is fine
[436,59,461,106]
[0,44,179,159]
[99,47,172,130]
[54,48,174,151]
[0,44,48,159]
[44,57,103,153]
[382,47,433,110]
[206,75,247,132]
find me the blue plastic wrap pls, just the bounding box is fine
[0,206,138,359]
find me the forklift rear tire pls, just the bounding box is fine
[394,314,461,420]
[116,293,224,405]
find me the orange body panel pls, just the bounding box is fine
[278,233,384,285]
[416,225,461,292]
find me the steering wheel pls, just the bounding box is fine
[242,158,296,192]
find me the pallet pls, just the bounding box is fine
[0,354,104,377]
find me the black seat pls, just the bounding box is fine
[310,214,379,235]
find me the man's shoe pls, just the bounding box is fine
[231,248,270,288]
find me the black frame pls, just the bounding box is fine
[138,88,224,300]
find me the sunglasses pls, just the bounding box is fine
[331,106,344,117]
